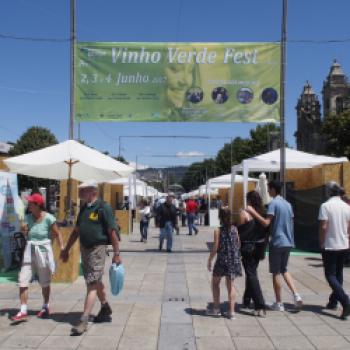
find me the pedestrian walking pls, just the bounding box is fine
[207,207,242,319]
[157,193,178,252]
[186,197,199,235]
[319,181,350,319]
[238,191,267,317]
[60,180,121,335]
[179,200,187,227]
[11,193,64,322]
[139,199,151,243]
[246,180,303,312]
[198,197,208,226]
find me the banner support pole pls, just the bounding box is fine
[280,0,287,197]
[69,0,76,140]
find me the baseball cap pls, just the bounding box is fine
[26,193,45,206]
[78,179,98,189]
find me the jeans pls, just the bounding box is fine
[140,221,149,240]
[322,249,350,307]
[187,213,198,235]
[198,212,205,225]
[241,243,266,310]
[181,213,187,227]
[159,221,173,250]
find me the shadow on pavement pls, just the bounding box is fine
[283,302,341,319]
[1,308,38,321]
[305,257,322,261]
[185,301,235,318]
[121,249,209,254]
[308,263,323,268]
[184,307,207,317]
[0,309,85,326]
[49,312,84,325]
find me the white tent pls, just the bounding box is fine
[232,148,348,207]
[4,140,134,182]
[207,173,257,189]
[109,177,148,197]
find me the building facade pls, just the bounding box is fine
[295,60,350,154]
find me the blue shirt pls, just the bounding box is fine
[267,196,294,248]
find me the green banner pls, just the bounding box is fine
[75,42,280,122]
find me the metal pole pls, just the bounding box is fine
[118,136,121,157]
[280,0,287,197]
[69,0,76,140]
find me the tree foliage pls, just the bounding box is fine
[322,110,350,159]
[9,126,58,191]
[181,124,280,191]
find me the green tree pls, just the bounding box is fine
[215,137,253,174]
[249,123,280,155]
[181,123,281,191]
[322,110,350,158]
[9,126,58,191]
[114,155,129,164]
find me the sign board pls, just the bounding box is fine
[76,42,280,123]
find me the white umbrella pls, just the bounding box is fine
[4,140,134,182]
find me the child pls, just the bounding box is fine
[207,206,242,319]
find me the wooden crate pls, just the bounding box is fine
[116,210,130,235]
[52,226,80,283]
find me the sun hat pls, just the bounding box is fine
[26,193,45,206]
[78,179,98,189]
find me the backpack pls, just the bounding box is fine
[78,200,121,244]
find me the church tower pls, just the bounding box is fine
[295,81,323,153]
[322,59,349,117]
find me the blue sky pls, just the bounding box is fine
[1,0,349,168]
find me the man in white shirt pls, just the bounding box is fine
[319,181,350,320]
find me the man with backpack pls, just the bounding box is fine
[60,180,121,335]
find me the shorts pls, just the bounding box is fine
[269,247,291,274]
[18,252,52,288]
[81,245,106,284]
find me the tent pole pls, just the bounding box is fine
[280,0,287,197]
[66,161,73,223]
[69,0,76,140]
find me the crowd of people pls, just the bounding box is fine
[206,180,350,320]
[8,178,350,338]
[139,194,210,252]
[11,181,121,336]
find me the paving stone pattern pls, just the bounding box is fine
[1,224,350,349]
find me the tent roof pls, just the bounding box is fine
[4,140,134,182]
[208,173,257,184]
[234,148,348,172]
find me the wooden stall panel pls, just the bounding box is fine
[116,210,130,235]
[52,226,80,283]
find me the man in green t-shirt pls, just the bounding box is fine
[60,180,121,336]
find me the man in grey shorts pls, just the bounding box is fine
[61,180,121,335]
[247,180,303,311]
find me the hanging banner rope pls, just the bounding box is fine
[75,42,280,123]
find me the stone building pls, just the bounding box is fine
[295,60,350,154]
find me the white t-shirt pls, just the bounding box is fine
[318,196,350,250]
[139,206,151,222]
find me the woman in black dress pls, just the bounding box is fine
[238,191,268,317]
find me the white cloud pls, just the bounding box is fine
[176,151,205,157]
[128,161,149,170]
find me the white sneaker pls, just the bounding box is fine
[294,293,303,309]
[269,302,285,311]
[226,312,236,320]
[206,307,221,317]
